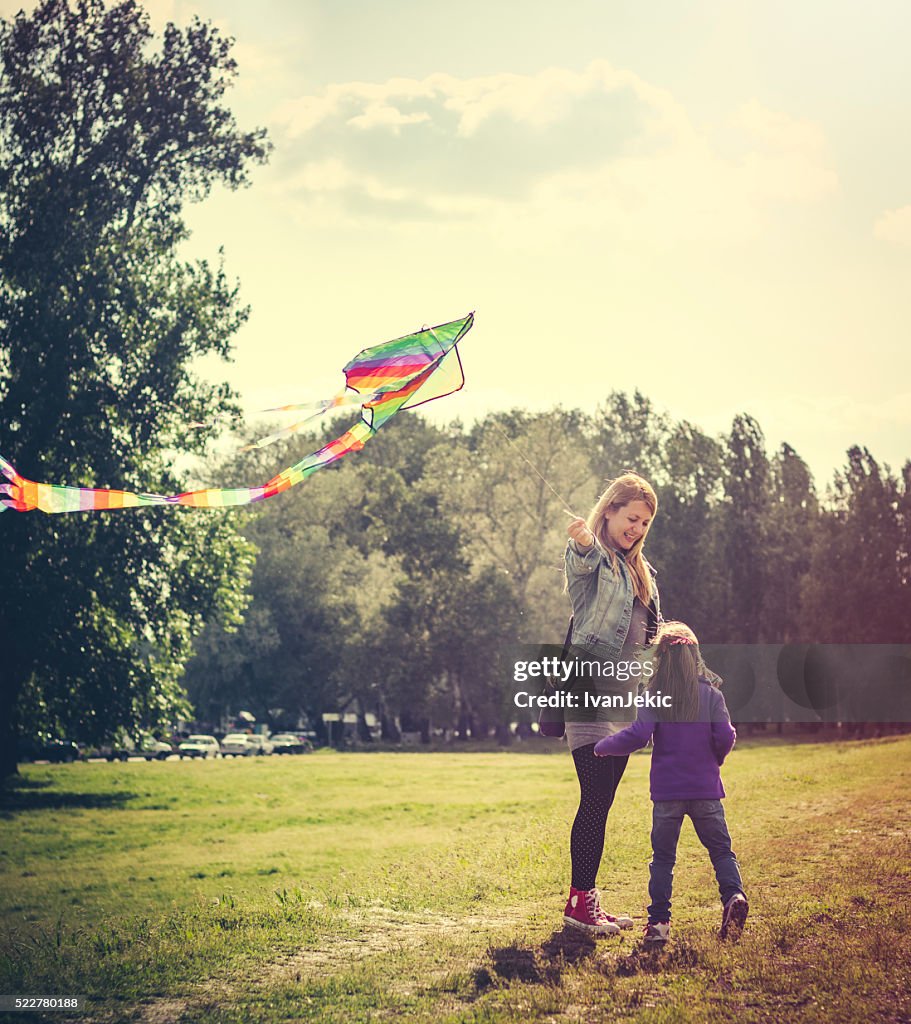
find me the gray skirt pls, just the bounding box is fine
[564,719,629,753]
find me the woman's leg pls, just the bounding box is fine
[570,744,629,891]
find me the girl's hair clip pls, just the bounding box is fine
[667,636,696,645]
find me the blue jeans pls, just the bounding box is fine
[648,799,745,924]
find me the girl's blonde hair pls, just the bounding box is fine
[586,472,657,605]
[649,620,701,722]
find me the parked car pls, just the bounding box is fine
[270,734,312,755]
[103,743,131,762]
[88,732,171,762]
[140,736,175,761]
[220,733,256,757]
[245,734,273,756]
[19,736,80,763]
[177,735,221,759]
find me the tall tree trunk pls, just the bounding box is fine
[0,541,29,781]
[356,700,373,743]
[0,686,21,780]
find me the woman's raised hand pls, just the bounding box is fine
[567,516,595,548]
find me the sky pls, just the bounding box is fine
[4,0,910,485]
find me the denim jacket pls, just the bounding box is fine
[564,540,661,656]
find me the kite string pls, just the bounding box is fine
[487,421,612,569]
[487,419,580,519]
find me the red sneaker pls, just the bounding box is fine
[563,887,621,936]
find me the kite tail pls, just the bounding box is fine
[0,455,159,514]
[0,454,35,512]
[1,313,473,515]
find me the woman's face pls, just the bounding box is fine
[604,499,653,551]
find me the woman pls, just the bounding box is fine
[561,472,661,935]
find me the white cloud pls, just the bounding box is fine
[734,99,829,154]
[276,158,409,203]
[275,76,438,137]
[432,63,674,138]
[274,61,692,142]
[347,104,431,132]
[267,61,839,246]
[232,41,276,75]
[738,151,839,203]
[873,204,911,246]
[733,100,839,203]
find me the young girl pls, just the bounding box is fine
[594,621,748,945]
[562,472,661,936]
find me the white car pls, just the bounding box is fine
[245,734,274,756]
[140,737,175,761]
[220,733,256,757]
[270,734,311,755]
[178,735,221,759]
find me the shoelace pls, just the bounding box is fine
[585,889,611,924]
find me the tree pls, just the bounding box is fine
[424,409,596,645]
[591,390,672,486]
[184,413,530,741]
[647,420,726,637]
[182,603,282,726]
[800,448,910,642]
[720,414,770,641]
[762,443,818,642]
[184,437,415,740]
[0,0,268,776]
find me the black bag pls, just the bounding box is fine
[538,618,574,738]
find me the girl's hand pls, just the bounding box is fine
[567,517,595,548]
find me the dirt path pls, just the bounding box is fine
[74,904,532,1024]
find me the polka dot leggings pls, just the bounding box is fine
[570,743,629,891]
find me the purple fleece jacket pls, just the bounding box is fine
[593,679,736,801]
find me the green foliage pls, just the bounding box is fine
[0,0,267,772]
[721,414,770,641]
[641,419,725,636]
[592,390,671,484]
[763,443,817,642]
[185,392,910,736]
[457,409,595,640]
[800,447,911,642]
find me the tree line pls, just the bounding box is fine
[182,403,911,742]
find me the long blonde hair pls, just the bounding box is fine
[587,472,657,605]
[649,620,701,722]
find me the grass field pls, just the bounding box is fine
[1,737,910,1023]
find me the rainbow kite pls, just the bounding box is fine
[0,313,472,514]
